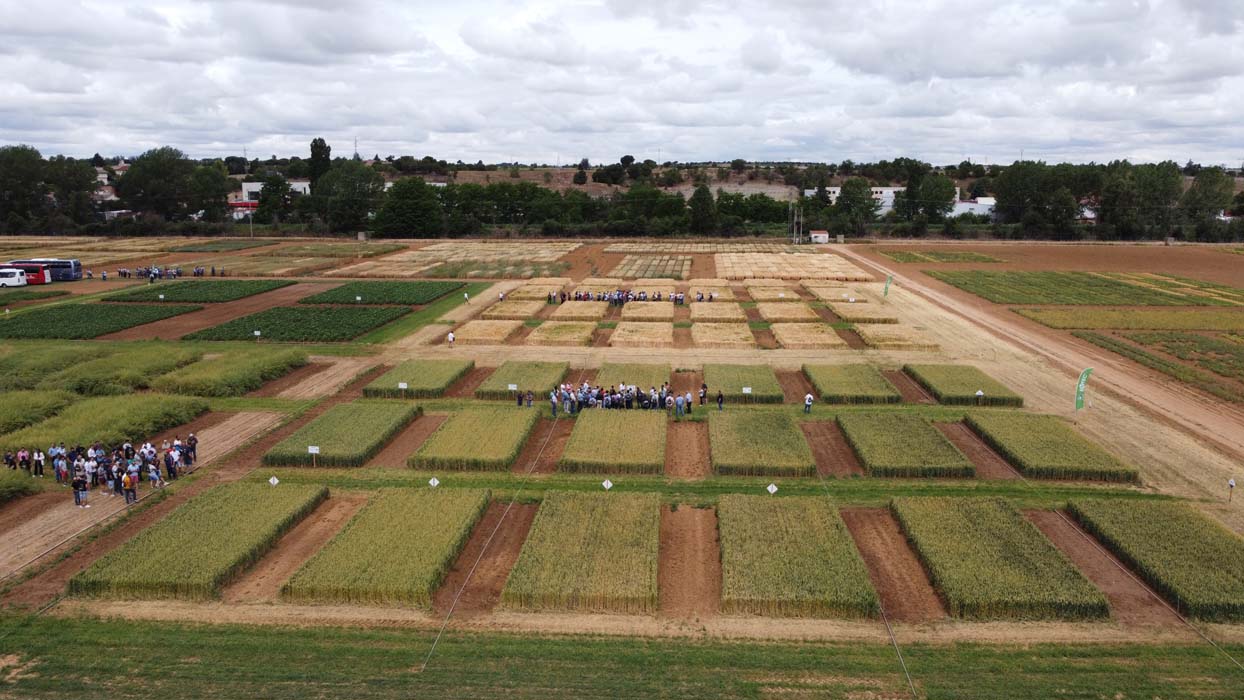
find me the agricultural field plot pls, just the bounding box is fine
[502,492,659,613]
[0,345,109,391]
[362,359,474,398]
[184,306,409,342]
[715,253,871,281]
[803,285,855,302]
[0,288,70,305]
[298,280,461,305]
[610,321,674,347]
[718,495,877,617]
[72,236,214,252]
[559,410,666,473]
[398,240,580,263]
[330,258,567,279]
[927,271,1244,306]
[104,280,293,303]
[855,324,938,350]
[771,323,847,349]
[1126,332,1244,382]
[474,361,567,400]
[29,249,151,267]
[692,322,755,348]
[689,302,746,322]
[703,364,783,403]
[283,489,489,607]
[0,390,74,433]
[548,301,608,321]
[686,279,735,300]
[0,303,201,339]
[70,482,328,600]
[803,364,901,404]
[268,242,405,258]
[1110,272,1244,306]
[264,402,421,467]
[745,286,798,302]
[410,408,539,470]
[892,497,1108,620]
[168,239,279,253]
[185,255,340,276]
[620,303,674,321]
[150,349,308,396]
[597,363,671,390]
[526,321,596,346]
[1073,332,1244,402]
[708,411,815,476]
[965,413,1138,482]
[880,250,1002,263]
[1015,308,1244,332]
[39,345,201,395]
[452,319,523,344]
[509,279,572,300]
[481,300,546,320]
[756,302,819,323]
[904,364,1024,406]
[1069,500,1244,620]
[609,255,691,279]
[605,243,794,254]
[838,413,974,478]
[826,302,898,324]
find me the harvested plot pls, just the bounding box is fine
[708,411,815,476]
[474,361,567,400]
[268,242,404,258]
[965,413,1137,482]
[692,322,754,348]
[150,349,308,397]
[298,280,461,305]
[283,489,489,607]
[0,303,201,339]
[610,321,673,347]
[1015,308,1244,331]
[0,390,74,434]
[772,323,848,349]
[502,492,659,613]
[803,364,901,404]
[757,302,819,323]
[892,497,1108,620]
[703,364,783,404]
[70,482,327,600]
[838,413,974,478]
[454,319,523,345]
[104,280,293,303]
[362,359,474,398]
[927,270,1237,306]
[747,286,799,302]
[481,300,546,320]
[689,302,746,322]
[526,321,595,346]
[168,240,276,253]
[827,302,898,324]
[620,303,675,321]
[0,394,206,454]
[904,364,1024,407]
[1069,500,1244,621]
[803,284,849,302]
[598,362,670,390]
[184,306,408,342]
[855,324,938,350]
[549,301,607,321]
[263,402,421,467]
[880,250,1001,263]
[410,408,539,470]
[610,255,691,279]
[559,410,666,474]
[40,345,201,395]
[716,253,870,281]
[718,495,877,617]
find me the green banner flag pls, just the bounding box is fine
[884,275,893,297]
[1075,368,1093,410]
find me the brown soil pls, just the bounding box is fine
[665,421,711,479]
[935,422,1021,480]
[673,327,693,348]
[511,416,572,474]
[144,411,229,450]
[776,369,815,403]
[602,304,622,321]
[576,369,599,387]
[816,306,843,323]
[248,362,328,398]
[673,305,691,322]
[1026,510,1181,627]
[835,328,867,349]
[505,324,536,345]
[560,244,624,281]
[733,287,753,302]
[744,306,762,322]
[840,508,946,622]
[801,422,865,477]
[432,501,538,617]
[688,253,716,279]
[658,505,720,618]
[272,358,379,400]
[591,327,613,347]
[752,328,778,349]
[98,282,337,340]
[671,370,704,397]
[881,369,935,403]
[222,494,368,603]
[445,366,495,398]
[364,414,447,468]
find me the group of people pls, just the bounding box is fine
[515,380,726,417]
[547,289,720,305]
[4,435,199,509]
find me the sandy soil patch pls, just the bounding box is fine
[659,505,720,619]
[665,421,711,479]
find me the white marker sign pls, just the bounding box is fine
[253,330,262,337]
[307,446,320,455]
[602,479,613,491]
[398,382,409,390]
[429,477,440,488]
[268,476,280,487]
[507,383,519,391]
[158,294,165,300]
[355,295,363,302]
[767,483,778,495]
[741,387,753,394]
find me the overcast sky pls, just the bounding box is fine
[1,0,1242,166]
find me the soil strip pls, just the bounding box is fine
[249,362,329,398]
[881,369,935,404]
[658,505,720,618]
[671,370,704,397]
[835,328,867,349]
[840,508,946,623]
[274,357,379,400]
[935,422,1021,480]
[801,422,865,477]
[752,328,778,349]
[432,501,538,617]
[98,282,337,340]
[365,414,448,468]
[512,417,572,474]
[665,421,711,479]
[776,370,815,403]
[445,366,495,398]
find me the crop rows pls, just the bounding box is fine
[270,242,404,258]
[0,288,69,304]
[0,390,74,434]
[1015,308,1244,332]
[184,306,409,342]
[837,413,974,478]
[965,413,1138,482]
[926,271,1223,306]
[0,345,106,391]
[363,359,474,398]
[802,364,901,404]
[880,250,1001,263]
[718,495,878,617]
[0,303,201,339]
[474,361,567,400]
[1127,332,1244,382]
[0,394,207,454]
[105,280,292,303]
[41,345,201,396]
[904,364,1023,407]
[299,280,462,305]
[1073,331,1244,402]
[559,411,666,474]
[150,349,308,396]
[709,412,815,476]
[410,408,539,470]
[703,364,784,404]
[264,401,421,467]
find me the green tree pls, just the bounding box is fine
[730,158,747,172]
[833,177,880,234]
[255,174,293,224]
[688,184,717,235]
[1181,167,1234,224]
[314,160,384,232]
[116,146,195,219]
[0,145,47,223]
[1046,187,1080,239]
[309,137,332,193]
[188,163,233,222]
[918,173,957,221]
[374,178,445,237]
[43,155,97,225]
[572,169,587,185]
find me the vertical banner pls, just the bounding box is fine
[884,275,893,297]
[1075,368,1093,410]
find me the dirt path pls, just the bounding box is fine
[840,508,946,623]
[222,494,369,603]
[512,417,572,474]
[1025,510,1184,629]
[432,501,538,617]
[98,282,336,340]
[364,414,447,468]
[801,422,865,477]
[658,505,720,619]
[445,366,495,398]
[274,356,377,400]
[389,281,520,349]
[776,370,814,403]
[935,422,1021,480]
[249,363,328,397]
[665,421,711,479]
[670,370,703,397]
[880,369,935,403]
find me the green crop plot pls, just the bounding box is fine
[559,410,666,474]
[474,361,568,400]
[1016,308,1244,332]
[362,359,474,398]
[881,250,1001,263]
[184,306,409,342]
[0,390,74,433]
[0,303,201,339]
[298,281,462,305]
[104,280,292,303]
[1074,331,1244,402]
[0,345,113,391]
[410,408,539,470]
[802,364,901,404]
[1126,332,1244,382]
[263,401,421,467]
[927,271,1233,306]
[150,349,308,396]
[0,394,207,454]
[837,413,973,478]
[0,288,70,304]
[268,242,405,258]
[965,413,1138,482]
[168,239,278,253]
[39,345,201,395]
[903,364,1023,407]
[703,364,784,404]
[709,411,814,476]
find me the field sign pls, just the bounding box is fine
[741,387,753,394]
[884,275,893,297]
[307,446,320,455]
[766,483,778,495]
[507,383,518,391]
[268,476,279,487]
[253,330,262,337]
[398,382,409,390]
[1075,368,1094,410]
[355,295,362,302]
[602,479,613,491]
[158,294,165,300]
[428,477,440,488]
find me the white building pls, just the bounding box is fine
[803,186,961,216]
[951,197,995,217]
[241,179,312,201]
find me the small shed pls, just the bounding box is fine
[809,230,830,244]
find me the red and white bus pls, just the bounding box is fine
[4,262,53,285]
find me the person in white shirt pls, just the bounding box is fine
[804,392,814,414]
[447,331,455,347]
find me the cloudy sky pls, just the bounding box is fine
[1,0,1242,166]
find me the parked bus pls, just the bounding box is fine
[7,258,82,282]
[4,263,52,285]
[0,268,28,288]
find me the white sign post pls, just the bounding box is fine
[429,477,440,488]
[507,383,519,391]
[308,445,320,468]
[268,476,280,487]
[1230,478,1236,502]
[253,330,262,338]
[767,483,778,495]
[975,389,985,405]
[398,382,409,391]
[602,479,613,491]
[355,295,363,302]
[158,294,165,300]
[741,387,753,395]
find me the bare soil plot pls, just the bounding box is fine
[673,326,693,348]
[364,414,448,468]
[752,327,779,349]
[800,421,865,477]
[99,283,335,340]
[511,416,573,474]
[446,366,495,398]
[659,505,721,618]
[665,421,711,479]
[881,370,935,403]
[1026,510,1182,627]
[836,328,868,349]
[671,370,704,398]
[840,508,946,622]
[272,357,378,400]
[776,370,816,403]
[935,422,1021,480]
[432,502,539,617]
[222,494,369,603]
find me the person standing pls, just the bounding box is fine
[674,393,684,418]
[186,433,198,465]
[699,384,707,406]
[517,390,524,408]
[122,471,137,504]
[447,331,455,347]
[716,391,724,411]
[804,392,814,414]
[684,391,693,415]
[32,449,44,478]
[525,390,533,408]
[72,472,87,508]
[549,390,558,418]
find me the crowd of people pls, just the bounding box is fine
[5,435,199,509]
[96,265,227,282]
[546,288,721,305]
[511,380,726,417]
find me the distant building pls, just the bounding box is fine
[241,179,312,201]
[92,184,119,203]
[951,197,995,217]
[803,186,961,216]
[809,230,830,244]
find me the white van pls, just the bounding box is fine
[0,268,29,288]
